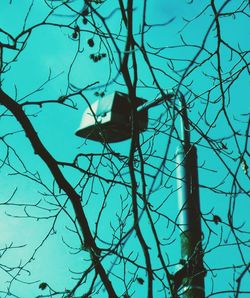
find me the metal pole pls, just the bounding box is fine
[137,90,174,113]
[175,94,205,297]
[137,90,205,296]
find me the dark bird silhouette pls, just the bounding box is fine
[213,214,222,225]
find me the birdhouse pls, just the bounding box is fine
[75,91,148,142]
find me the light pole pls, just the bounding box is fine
[76,90,205,297]
[173,93,205,297]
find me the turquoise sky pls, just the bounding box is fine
[0,1,249,297]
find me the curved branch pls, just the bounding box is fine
[0,89,118,297]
